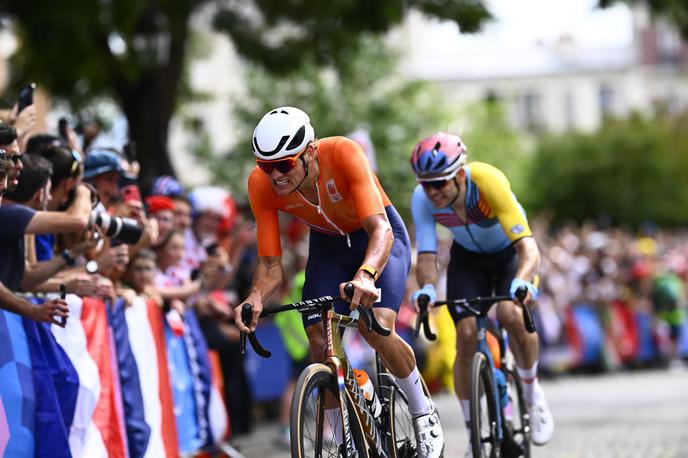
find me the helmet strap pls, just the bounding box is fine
[294,154,310,191]
[447,177,461,206]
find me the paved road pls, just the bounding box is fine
[230,366,688,458]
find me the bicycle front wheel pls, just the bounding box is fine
[291,363,368,458]
[470,352,500,458]
[505,368,530,458]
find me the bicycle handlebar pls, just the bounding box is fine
[343,283,391,337]
[413,286,536,341]
[240,303,271,358]
[239,283,391,358]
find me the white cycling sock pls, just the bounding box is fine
[396,367,432,416]
[325,408,344,444]
[460,399,470,429]
[516,362,539,406]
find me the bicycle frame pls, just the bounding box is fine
[472,303,506,443]
[242,296,393,458]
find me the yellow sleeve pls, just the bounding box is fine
[468,162,532,242]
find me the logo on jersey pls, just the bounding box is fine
[325,179,342,202]
[285,202,304,210]
[510,224,524,235]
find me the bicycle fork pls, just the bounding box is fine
[476,316,504,443]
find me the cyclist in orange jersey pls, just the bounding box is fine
[233,107,444,458]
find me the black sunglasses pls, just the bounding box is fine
[0,149,19,164]
[420,179,451,191]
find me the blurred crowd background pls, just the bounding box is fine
[1,0,688,457]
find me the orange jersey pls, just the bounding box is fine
[248,136,392,257]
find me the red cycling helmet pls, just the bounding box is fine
[410,132,467,180]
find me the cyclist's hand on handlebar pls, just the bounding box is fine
[412,284,437,312]
[234,294,262,333]
[340,273,379,310]
[509,278,539,305]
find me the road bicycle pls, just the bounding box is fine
[415,289,535,458]
[241,284,433,458]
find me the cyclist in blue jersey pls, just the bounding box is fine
[409,133,553,455]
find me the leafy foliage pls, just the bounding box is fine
[213,0,491,74]
[526,110,688,227]
[1,0,492,184]
[194,35,456,219]
[457,101,534,199]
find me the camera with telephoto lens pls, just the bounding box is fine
[89,211,143,245]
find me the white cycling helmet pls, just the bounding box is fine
[252,106,315,160]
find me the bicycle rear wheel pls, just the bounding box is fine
[291,363,368,458]
[470,352,500,458]
[504,368,530,458]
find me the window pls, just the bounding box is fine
[598,84,614,118]
[521,91,543,132]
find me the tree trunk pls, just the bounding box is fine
[113,8,191,192]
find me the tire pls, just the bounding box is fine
[385,372,433,458]
[505,368,530,458]
[470,352,500,458]
[291,363,368,458]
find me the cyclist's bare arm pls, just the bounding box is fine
[513,236,541,303]
[339,213,393,309]
[234,255,283,332]
[416,252,439,290]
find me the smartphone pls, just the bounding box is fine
[205,243,219,257]
[17,83,36,113]
[123,142,137,163]
[59,284,67,326]
[58,117,69,140]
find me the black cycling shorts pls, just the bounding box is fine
[446,242,519,323]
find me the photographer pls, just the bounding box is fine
[3,154,97,295]
[0,150,78,325]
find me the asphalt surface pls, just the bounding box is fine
[229,365,688,458]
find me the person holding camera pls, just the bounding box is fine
[3,154,97,296]
[0,147,90,324]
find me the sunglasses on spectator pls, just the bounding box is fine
[420,179,452,191]
[256,148,307,175]
[0,149,21,164]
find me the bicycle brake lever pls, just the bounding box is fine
[240,303,272,358]
[422,314,437,341]
[345,283,391,337]
[515,286,536,334]
[415,294,437,341]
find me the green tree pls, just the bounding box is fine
[0,0,491,185]
[190,35,456,219]
[458,100,533,198]
[527,110,688,227]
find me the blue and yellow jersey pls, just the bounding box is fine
[411,162,532,254]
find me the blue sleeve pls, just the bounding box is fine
[411,185,437,253]
[0,204,36,239]
[35,234,55,261]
